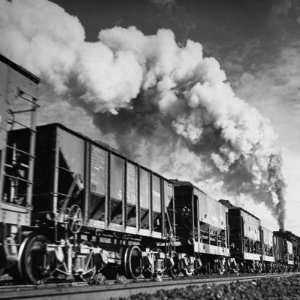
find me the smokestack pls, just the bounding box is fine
[0,0,287,227]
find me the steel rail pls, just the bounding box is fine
[1,272,300,300]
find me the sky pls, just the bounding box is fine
[1,0,300,234]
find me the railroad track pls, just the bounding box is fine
[1,272,300,300]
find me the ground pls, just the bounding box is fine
[116,275,300,300]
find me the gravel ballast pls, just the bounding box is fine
[116,275,300,300]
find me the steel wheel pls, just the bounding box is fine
[82,252,98,282]
[165,257,178,278]
[18,234,53,284]
[180,258,193,276]
[194,258,202,275]
[124,246,142,279]
[142,256,154,278]
[73,253,96,282]
[73,242,99,282]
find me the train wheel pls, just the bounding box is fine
[142,256,154,279]
[165,258,179,278]
[180,258,193,276]
[18,234,52,284]
[78,253,97,282]
[193,258,202,275]
[171,255,180,277]
[124,246,142,279]
[73,242,100,283]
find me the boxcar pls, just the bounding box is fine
[227,206,261,271]
[172,180,229,274]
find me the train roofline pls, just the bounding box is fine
[170,179,223,205]
[230,206,261,221]
[170,179,208,195]
[0,53,40,84]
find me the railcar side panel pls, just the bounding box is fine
[126,161,138,231]
[109,153,125,229]
[0,55,39,227]
[163,180,175,237]
[30,124,171,240]
[196,189,229,256]
[87,144,107,227]
[152,174,162,238]
[32,126,56,214]
[287,240,294,265]
[273,231,294,266]
[173,182,230,257]
[273,234,285,263]
[173,184,194,245]
[0,61,9,150]
[260,226,275,262]
[228,208,261,261]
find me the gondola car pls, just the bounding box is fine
[171,181,230,274]
[226,205,262,272]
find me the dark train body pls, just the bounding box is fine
[227,206,261,272]
[273,231,295,271]
[0,54,299,284]
[172,181,229,274]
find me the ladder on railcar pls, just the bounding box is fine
[0,77,39,214]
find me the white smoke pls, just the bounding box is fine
[0,0,286,228]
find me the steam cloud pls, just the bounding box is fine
[0,0,286,228]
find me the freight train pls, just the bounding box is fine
[0,54,299,284]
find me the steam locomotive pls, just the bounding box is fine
[0,54,299,284]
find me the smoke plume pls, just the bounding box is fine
[0,0,286,228]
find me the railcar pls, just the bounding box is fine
[5,123,176,283]
[0,54,39,279]
[290,234,300,271]
[273,230,294,271]
[293,239,300,271]
[278,231,300,271]
[171,181,230,274]
[226,206,262,272]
